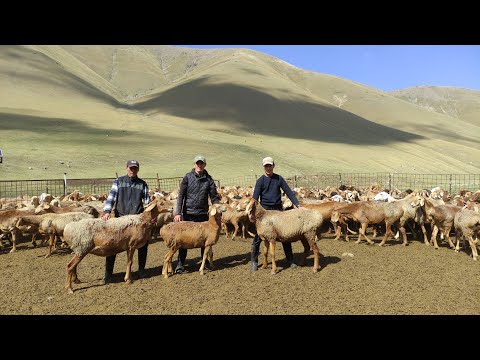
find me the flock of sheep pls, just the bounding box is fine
[1,185,479,294]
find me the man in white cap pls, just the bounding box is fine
[250,156,302,271]
[173,154,220,274]
[102,160,150,283]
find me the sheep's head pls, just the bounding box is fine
[210,204,227,225]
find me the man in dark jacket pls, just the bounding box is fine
[251,156,302,271]
[102,160,150,283]
[173,154,220,274]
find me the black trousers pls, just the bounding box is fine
[105,241,149,275]
[176,213,209,267]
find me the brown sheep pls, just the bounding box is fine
[62,199,166,294]
[160,204,227,277]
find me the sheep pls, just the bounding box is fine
[331,194,425,246]
[221,197,256,241]
[422,197,462,249]
[454,208,480,261]
[16,212,95,257]
[62,198,166,294]
[244,198,324,274]
[151,200,175,239]
[160,203,227,277]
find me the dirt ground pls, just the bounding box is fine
[0,231,479,315]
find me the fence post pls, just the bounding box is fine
[156,173,161,191]
[294,175,297,188]
[388,173,392,192]
[449,174,452,195]
[338,173,342,185]
[115,172,118,178]
[63,173,67,196]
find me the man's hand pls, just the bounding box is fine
[174,214,182,222]
[102,213,111,221]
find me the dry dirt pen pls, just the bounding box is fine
[0,231,479,315]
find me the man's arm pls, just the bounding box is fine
[103,178,119,220]
[174,175,188,221]
[209,178,220,204]
[143,181,150,206]
[279,176,300,207]
[252,176,263,201]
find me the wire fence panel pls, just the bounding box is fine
[1,173,479,208]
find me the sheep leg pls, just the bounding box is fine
[358,223,374,245]
[445,226,455,249]
[379,222,394,247]
[199,246,214,274]
[231,220,240,241]
[162,249,176,278]
[261,240,269,269]
[269,241,277,275]
[431,225,440,249]
[310,240,320,273]
[31,232,38,248]
[9,228,20,253]
[467,235,478,261]
[208,247,214,269]
[199,246,210,275]
[65,254,86,294]
[300,238,310,266]
[124,248,135,284]
[45,234,56,258]
[420,223,429,245]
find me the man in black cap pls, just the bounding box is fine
[102,160,151,283]
[173,154,220,274]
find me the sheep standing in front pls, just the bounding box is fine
[160,204,226,277]
[244,198,324,274]
[62,199,165,294]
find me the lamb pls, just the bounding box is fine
[62,199,166,294]
[244,198,324,274]
[160,203,227,277]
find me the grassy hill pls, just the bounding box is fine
[1,45,479,181]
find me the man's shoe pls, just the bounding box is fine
[289,262,298,269]
[251,262,258,271]
[175,266,185,274]
[103,274,113,284]
[137,269,147,279]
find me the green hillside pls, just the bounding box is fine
[1,45,479,181]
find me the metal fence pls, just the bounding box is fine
[1,173,479,205]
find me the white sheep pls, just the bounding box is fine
[244,198,324,274]
[160,203,227,277]
[62,199,165,294]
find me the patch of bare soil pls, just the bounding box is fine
[0,232,479,315]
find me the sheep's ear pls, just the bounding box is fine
[245,199,254,214]
[210,206,217,216]
[145,201,157,212]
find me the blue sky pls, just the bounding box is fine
[175,45,480,92]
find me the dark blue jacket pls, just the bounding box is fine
[253,173,299,209]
